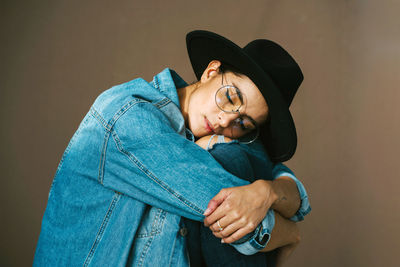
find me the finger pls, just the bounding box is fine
[218,219,245,238]
[212,231,223,239]
[209,217,229,233]
[203,188,230,216]
[207,202,243,229]
[204,200,230,226]
[211,220,247,240]
[222,225,256,244]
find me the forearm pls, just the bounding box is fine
[271,163,311,222]
[271,177,301,219]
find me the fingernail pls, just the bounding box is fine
[221,239,225,243]
[203,208,211,215]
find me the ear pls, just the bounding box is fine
[200,60,221,83]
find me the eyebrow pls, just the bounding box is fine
[245,115,258,128]
[230,80,258,126]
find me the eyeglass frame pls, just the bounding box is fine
[214,72,260,144]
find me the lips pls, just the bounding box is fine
[204,117,215,134]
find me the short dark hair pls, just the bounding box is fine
[219,62,245,77]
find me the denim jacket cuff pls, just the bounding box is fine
[230,209,275,255]
[274,171,312,222]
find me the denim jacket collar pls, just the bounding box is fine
[151,68,195,141]
[151,68,188,109]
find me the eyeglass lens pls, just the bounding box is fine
[215,86,243,112]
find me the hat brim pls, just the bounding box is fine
[186,30,297,162]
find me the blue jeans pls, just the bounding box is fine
[185,142,277,267]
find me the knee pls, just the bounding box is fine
[209,143,254,180]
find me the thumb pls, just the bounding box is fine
[203,189,230,216]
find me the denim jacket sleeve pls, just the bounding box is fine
[102,100,251,221]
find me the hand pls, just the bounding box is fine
[203,180,278,243]
[195,135,233,150]
[195,135,216,149]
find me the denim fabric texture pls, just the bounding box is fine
[34,68,310,266]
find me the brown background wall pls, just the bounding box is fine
[1,0,399,266]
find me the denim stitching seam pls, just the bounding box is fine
[111,131,204,215]
[153,98,171,109]
[98,131,110,184]
[137,236,154,267]
[153,75,160,90]
[136,209,167,238]
[107,99,146,129]
[90,107,110,131]
[90,99,147,132]
[91,100,148,184]
[83,192,121,266]
[135,208,161,238]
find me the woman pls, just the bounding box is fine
[34,30,310,266]
[184,56,310,266]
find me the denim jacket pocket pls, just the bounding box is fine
[135,206,167,238]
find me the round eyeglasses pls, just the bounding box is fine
[214,72,260,144]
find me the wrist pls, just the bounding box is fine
[254,180,278,208]
[271,179,284,210]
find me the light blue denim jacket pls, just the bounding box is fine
[34,68,310,266]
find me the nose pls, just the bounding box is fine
[218,111,239,128]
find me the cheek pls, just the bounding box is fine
[221,128,233,137]
[187,109,205,137]
[187,91,220,137]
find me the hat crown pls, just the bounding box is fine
[243,40,303,107]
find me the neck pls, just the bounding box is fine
[178,82,199,126]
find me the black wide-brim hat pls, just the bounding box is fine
[186,30,303,162]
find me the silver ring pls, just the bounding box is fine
[217,220,223,231]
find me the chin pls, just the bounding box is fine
[191,129,204,139]
[188,117,205,138]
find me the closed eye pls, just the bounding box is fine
[235,116,257,131]
[239,118,247,131]
[235,118,251,131]
[225,89,234,104]
[235,88,243,103]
